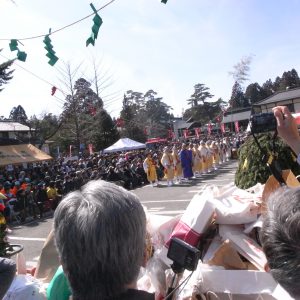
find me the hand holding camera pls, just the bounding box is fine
[272,106,300,156]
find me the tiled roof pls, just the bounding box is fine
[254,87,300,106]
[0,122,31,132]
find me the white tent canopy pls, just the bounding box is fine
[103,138,146,153]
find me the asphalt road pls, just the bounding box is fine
[7,159,238,269]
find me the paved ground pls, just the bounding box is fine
[7,159,238,268]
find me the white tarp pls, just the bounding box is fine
[103,138,146,153]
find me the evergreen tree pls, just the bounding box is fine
[9,105,28,124]
[187,83,214,107]
[261,79,274,98]
[278,69,300,91]
[229,81,247,108]
[120,89,172,140]
[183,97,226,124]
[85,108,119,150]
[0,52,14,92]
[120,95,146,142]
[29,113,62,149]
[244,83,265,104]
[235,134,300,189]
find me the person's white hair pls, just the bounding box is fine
[261,187,300,299]
[54,180,146,300]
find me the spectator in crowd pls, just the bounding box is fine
[35,182,48,218]
[47,181,61,210]
[0,258,16,299]
[261,187,300,299]
[53,180,154,300]
[259,105,300,298]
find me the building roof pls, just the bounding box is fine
[254,87,300,106]
[224,107,251,116]
[0,121,31,132]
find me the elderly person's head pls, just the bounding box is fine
[261,187,300,299]
[54,180,147,300]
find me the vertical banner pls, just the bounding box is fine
[207,123,212,136]
[183,129,189,139]
[195,127,201,138]
[57,146,60,158]
[221,123,225,134]
[88,144,93,155]
[69,145,72,157]
[234,121,240,133]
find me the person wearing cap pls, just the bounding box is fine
[180,143,193,180]
[1,182,13,222]
[25,183,37,219]
[192,143,202,178]
[143,152,158,187]
[199,140,209,174]
[161,147,175,187]
[206,140,213,172]
[172,145,182,183]
[47,181,61,211]
[211,141,220,170]
[223,137,231,161]
[16,188,27,222]
[35,182,48,218]
[10,181,21,198]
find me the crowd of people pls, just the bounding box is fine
[0,135,242,224]
[1,106,300,299]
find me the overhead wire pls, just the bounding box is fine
[0,52,65,108]
[0,0,117,41]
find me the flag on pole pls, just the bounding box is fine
[183,129,189,139]
[234,121,240,133]
[195,127,201,138]
[207,123,212,136]
[221,123,225,134]
[88,144,93,155]
[168,129,175,139]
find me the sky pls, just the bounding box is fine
[1,0,300,119]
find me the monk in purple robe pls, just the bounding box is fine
[180,143,193,179]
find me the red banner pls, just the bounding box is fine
[168,129,175,139]
[221,123,225,134]
[183,129,189,139]
[88,144,93,155]
[234,121,240,133]
[116,118,125,127]
[207,123,212,136]
[194,127,201,138]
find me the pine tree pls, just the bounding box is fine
[9,105,28,124]
[244,83,265,104]
[229,81,247,108]
[0,53,14,92]
[235,134,300,189]
[261,79,274,98]
[187,83,214,107]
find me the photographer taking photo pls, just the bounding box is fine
[273,106,300,158]
[260,106,300,299]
